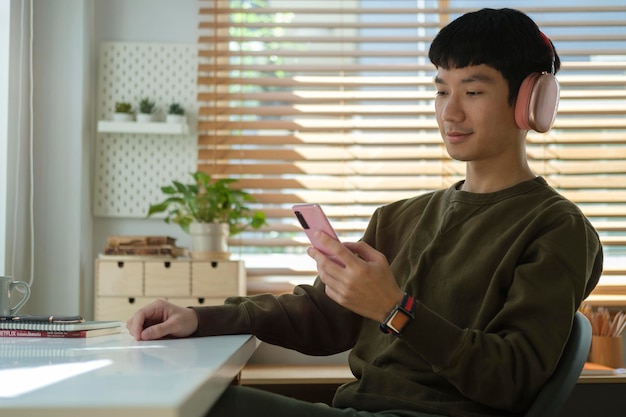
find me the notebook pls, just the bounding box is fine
[0,316,122,332]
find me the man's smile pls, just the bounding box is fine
[444,130,473,143]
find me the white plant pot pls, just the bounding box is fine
[166,114,185,124]
[112,112,134,122]
[189,222,230,259]
[136,113,154,123]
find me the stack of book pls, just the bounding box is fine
[101,235,187,258]
[0,315,122,339]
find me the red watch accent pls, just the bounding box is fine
[380,293,416,335]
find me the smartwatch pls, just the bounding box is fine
[379,293,416,335]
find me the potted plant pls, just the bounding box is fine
[113,101,134,121]
[147,171,266,258]
[166,102,185,124]
[137,97,157,122]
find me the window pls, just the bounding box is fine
[198,1,626,294]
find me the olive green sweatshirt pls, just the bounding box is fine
[192,177,603,417]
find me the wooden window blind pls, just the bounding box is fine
[197,1,626,294]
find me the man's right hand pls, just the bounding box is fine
[126,299,199,341]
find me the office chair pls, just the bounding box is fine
[523,311,592,417]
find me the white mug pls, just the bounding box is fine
[0,276,31,316]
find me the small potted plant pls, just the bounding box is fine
[147,171,266,258]
[137,97,157,122]
[166,102,185,124]
[113,101,134,121]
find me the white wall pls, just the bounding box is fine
[5,0,30,294]
[11,0,198,317]
[91,0,200,266]
[93,0,198,43]
[90,0,199,316]
[0,1,10,274]
[19,0,93,315]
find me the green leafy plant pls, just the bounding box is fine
[168,103,185,115]
[147,171,266,236]
[138,97,156,114]
[115,101,133,113]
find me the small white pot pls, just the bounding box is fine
[166,114,185,124]
[136,113,154,123]
[189,222,229,258]
[113,112,134,122]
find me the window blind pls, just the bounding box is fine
[197,1,626,296]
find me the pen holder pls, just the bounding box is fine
[590,335,624,369]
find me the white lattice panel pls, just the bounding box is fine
[94,43,198,217]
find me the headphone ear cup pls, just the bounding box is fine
[515,72,560,133]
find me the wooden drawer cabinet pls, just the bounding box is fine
[97,260,143,295]
[144,260,191,297]
[96,296,154,322]
[95,258,246,321]
[168,297,226,308]
[192,261,245,298]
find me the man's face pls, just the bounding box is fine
[434,65,523,164]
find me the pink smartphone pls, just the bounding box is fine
[292,204,340,257]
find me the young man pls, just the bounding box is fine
[128,8,602,417]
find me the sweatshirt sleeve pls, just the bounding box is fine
[191,279,362,356]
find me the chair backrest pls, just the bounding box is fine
[523,311,592,417]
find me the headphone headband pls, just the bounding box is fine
[539,31,555,74]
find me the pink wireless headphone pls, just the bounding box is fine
[514,32,560,133]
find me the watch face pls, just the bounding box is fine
[387,309,411,334]
[381,294,416,335]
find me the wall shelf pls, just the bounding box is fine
[97,120,189,135]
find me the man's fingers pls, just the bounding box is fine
[127,310,148,340]
[126,300,166,340]
[140,321,169,340]
[343,241,373,260]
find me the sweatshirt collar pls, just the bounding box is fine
[448,177,548,205]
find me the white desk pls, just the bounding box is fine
[0,332,258,417]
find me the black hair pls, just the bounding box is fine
[428,8,561,104]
